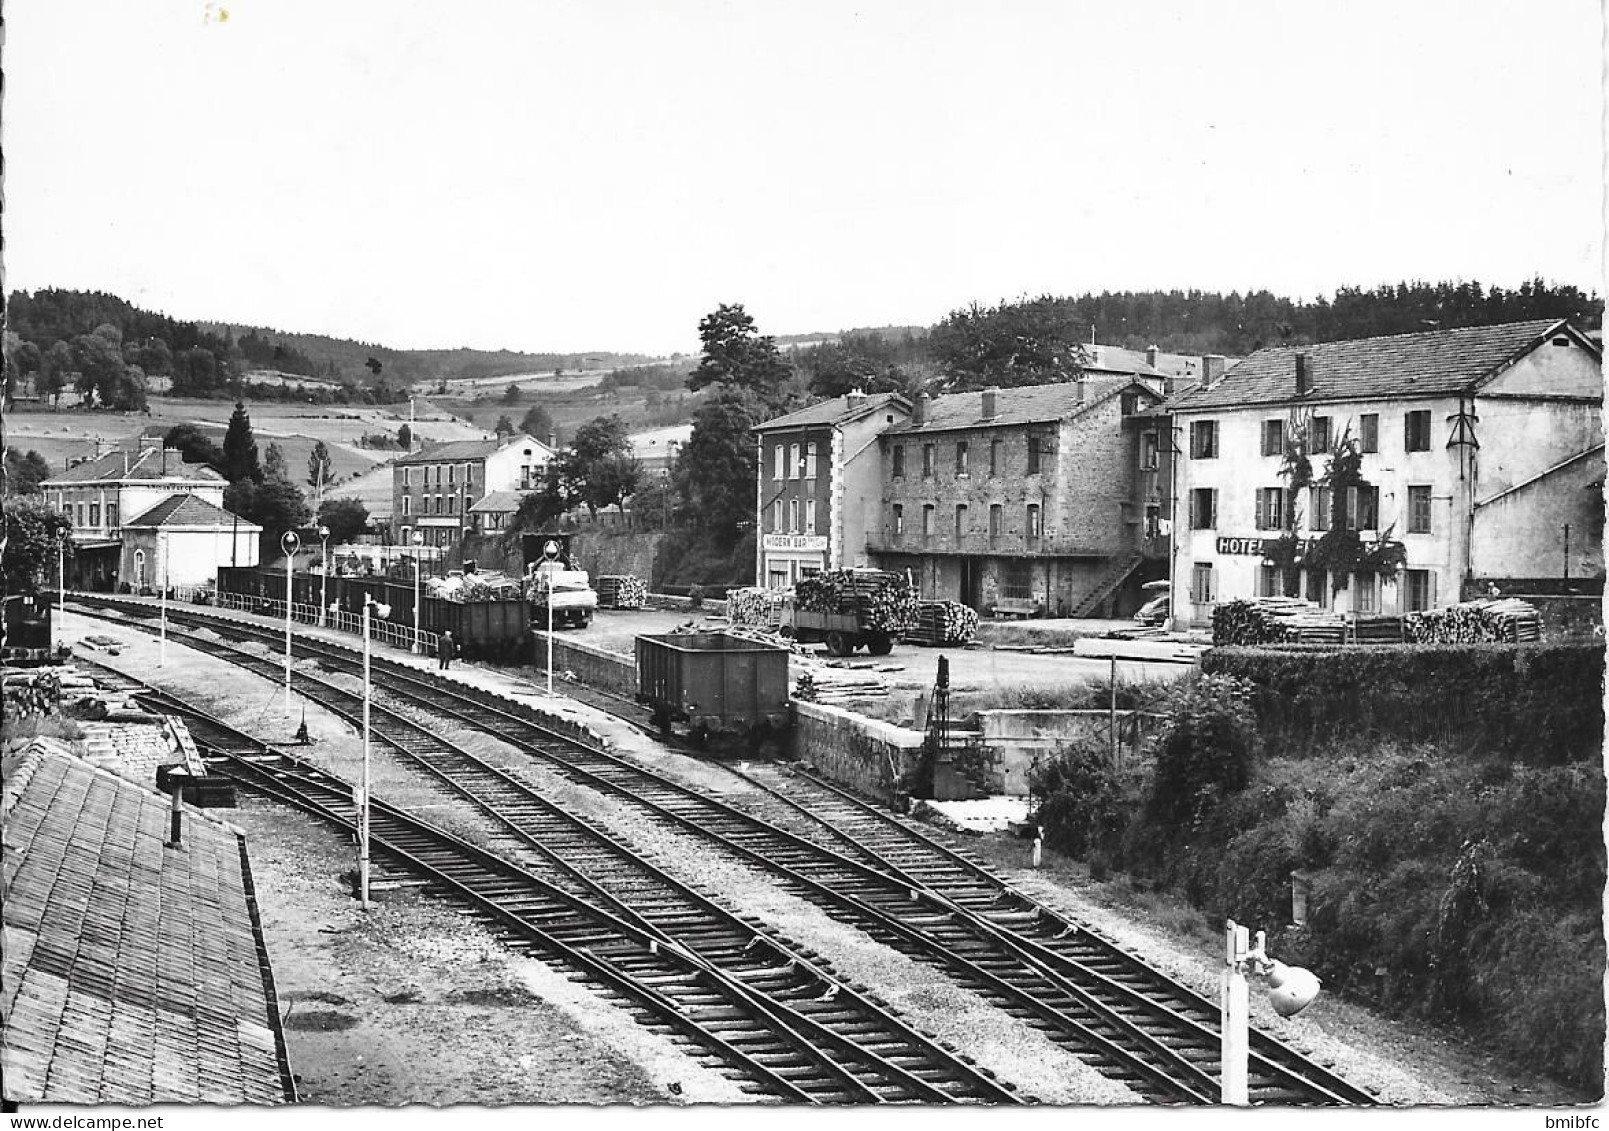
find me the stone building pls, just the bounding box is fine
[1162,319,1604,627]
[392,433,554,547]
[867,379,1165,616]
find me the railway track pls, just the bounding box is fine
[69,595,1375,1105]
[79,661,1020,1105]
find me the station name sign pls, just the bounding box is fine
[1215,535,1313,557]
[763,534,829,552]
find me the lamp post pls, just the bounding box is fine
[1220,919,1322,1104]
[56,530,68,652]
[357,594,390,909]
[158,532,168,667]
[411,529,424,653]
[541,539,559,696]
[281,530,301,709]
[318,525,331,627]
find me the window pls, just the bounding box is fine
[403,467,411,487]
[804,442,818,480]
[990,439,1002,477]
[788,443,800,478]
[1140,432,1159,470]
[403,495,412,517]
[1353,573,1379,614]
[954,504,967,540]
[773,445,785,480]
[448,464,455,485]
[892,503,904,535]
[804,498,816,534]
[788,498,799,531]
[1404,410,1431,452]
[773,499,785,531]
[1305,569,1330,608]
[1001,562,1032,601]
[1261,419,1284,457]
[1257,565,1282,598]
[1255,488,1286,531]
[955,441,969,476]
[892,445,906,479]
[922,444,935,478]
[89,503,101,526]
[1190,562,1216,604]
[1311,415,1332,453]
[1190,488,1217,530]
[1345,485,1380,531]
[922,504,935,538]
[1404,569,1436,612]
[1359,414,1379,453]
[448,494,457,514]
[1407,486,1433,534]
[133,550,146,590]
[989,504,1004,539]
[435,464,443,485]
[401,525,412,545]
[1310,485,1332,531]
[77,503,86,527]
[1026,434,1046,476]
[107,503,118,527]
[1026,504,1042,539]
[1190,420,1219,459]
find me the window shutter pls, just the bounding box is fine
[1210,490,1218,530]
[1428,571,1437,609]
[1254,490,1266,530]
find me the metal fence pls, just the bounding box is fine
[216,591,440,655]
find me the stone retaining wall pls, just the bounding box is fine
[790,700,924,804]
[532,631,636,698]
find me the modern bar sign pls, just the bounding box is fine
[763,534,829,551]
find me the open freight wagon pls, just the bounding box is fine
[635,631,791,751]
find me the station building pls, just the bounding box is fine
[1162,319,1604,628]
[392,432,554,548]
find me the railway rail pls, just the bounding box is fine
[79,662,1020,1105]
[67,594,1375,1105]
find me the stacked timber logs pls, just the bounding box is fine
[596,575,649,609]
[905,601,981,646]
[1405,598,1542,644]
[726,587,789,630]
[794,569,919,634]
[424,572,524,602]
[1212,598,1346,645]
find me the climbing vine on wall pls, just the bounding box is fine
[1266,422,1406,592]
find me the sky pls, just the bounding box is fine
[5,0,1605,356]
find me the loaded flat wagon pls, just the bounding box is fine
[635,631,791,749]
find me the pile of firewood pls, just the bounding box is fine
[596,575,648,609]
[1212,597,1346,645]
[726,586,789,630]
[906,601,980,645]
[1405,598,1542,644]
[794,569,918,634]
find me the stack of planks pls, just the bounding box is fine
[905,601,981,646]
[596,575,649,609]
[1212,597,1346,645]
[1405,598,1542,644]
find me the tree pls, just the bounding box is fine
[503,382,522,404]
[317,497,369,544]
[227,475,311,558]
[686,303,794,406]
[397,423,412,450]
[306,441,334,499]
[40,341,73,404]
[929,296,1088,390]
[4,449,52,495]
[494,414,516,435]
[164,424,227,474]
[561,415,641,518]
[264,442,289,482]
[519,403,555,443]
[677,390,761,539]
[3,497,71,596]
[71,324,139,408]
[172,347,221,397]
[222,400,263,484]
[511,463,573,532]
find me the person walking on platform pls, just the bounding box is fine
[437,630,456,671]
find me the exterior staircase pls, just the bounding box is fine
[1068,552,1145,618]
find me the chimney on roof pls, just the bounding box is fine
[913,392,929,426]
[981,387,999,421]
[1146,344,1160,368]
[1202,355,1226,386]
[1295,353,1310,396]
[1074,377,1086,404]
[846,388,866,408]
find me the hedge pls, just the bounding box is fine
[1201,642,1603,764]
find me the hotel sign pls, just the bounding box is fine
[1215,536,1312,557]
[763,534,828,552]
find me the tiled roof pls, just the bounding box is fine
[891,377,1153,435]
[78,718,209,783]
[42,448,227,487]
[2,741,294,1104]
[394,434,550,466]
[124,493,261,531]
[469,489,524,514]
[754,393,910,432]
[1166,319,1580,412]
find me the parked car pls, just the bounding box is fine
[1134,592,1170,627]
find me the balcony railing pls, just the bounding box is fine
[865,531,1118,558]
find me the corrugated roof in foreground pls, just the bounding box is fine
[2,740,295,1104]
[1167,319,1586,411]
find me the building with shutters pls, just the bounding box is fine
[392,433,554,547]
[1162,319,1603,628]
